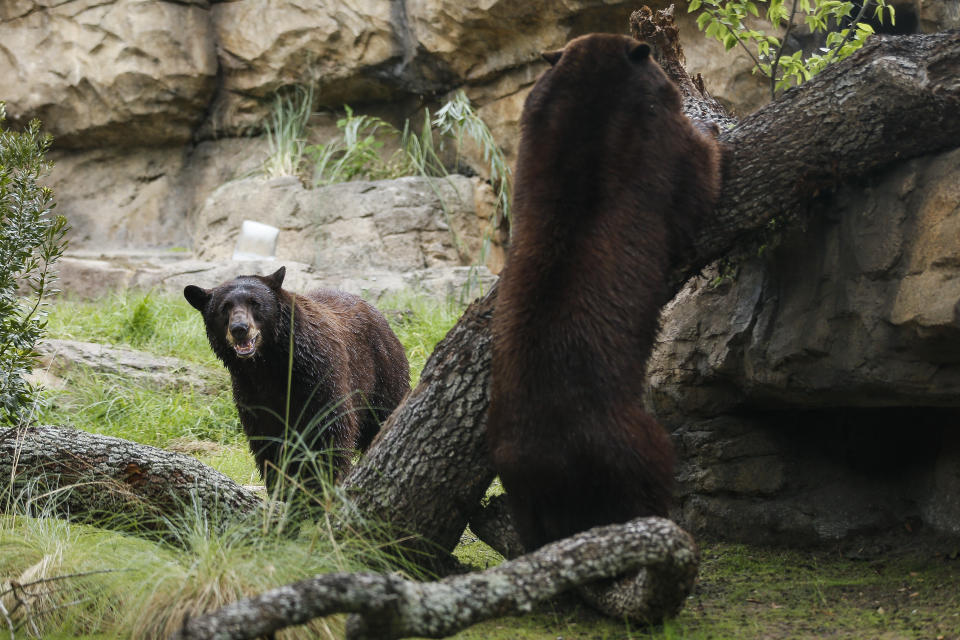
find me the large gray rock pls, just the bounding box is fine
[48,138,270,250]
[650,147,960,543]
[55,254,496,305]
[0,0,217,148]
[34,339,215,392]
[206,0,405,133]
[192,174,489,272]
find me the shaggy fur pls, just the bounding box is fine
[185,267,409,493]
[487,34,721,550]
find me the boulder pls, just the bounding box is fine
[48,138,270,250]
[192,174,491,272]
[0,0,217,148]
[649,147,960,543]
[34,339,214,392]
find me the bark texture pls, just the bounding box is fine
[342,286,497,564]
[171,517,697,640]
[686,30,960,286]
[0,425,261,535]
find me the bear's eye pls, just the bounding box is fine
[248,298,259,308]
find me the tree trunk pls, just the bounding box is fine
[342,286,497,567]
[0,425,262,539]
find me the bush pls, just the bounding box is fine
[0,103,68,424]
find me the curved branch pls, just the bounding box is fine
[171,517,698,640]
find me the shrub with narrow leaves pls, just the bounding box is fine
[0,103,68,423]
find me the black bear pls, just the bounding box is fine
[486,34,721,550]
[184,266,409,495]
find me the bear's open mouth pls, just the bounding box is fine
[233,332,260,358]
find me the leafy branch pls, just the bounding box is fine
[0,103,68,425]
[688,0,895,99]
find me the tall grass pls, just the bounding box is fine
[262,86,314,178]
[3,289,465,637]
[0,478,423,639]
[43,290,217,366]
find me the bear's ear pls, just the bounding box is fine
[541,49,563,66]
[184,285,211,312]
[628,42,651,62]
[264,266,286,290]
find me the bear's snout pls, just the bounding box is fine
[230,322,250,341]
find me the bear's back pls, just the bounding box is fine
[488,33,720,550]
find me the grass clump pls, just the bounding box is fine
[0,479,422,640]
[43,290,218,366]
[378,291,467,387]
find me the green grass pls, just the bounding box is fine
[43,290,219,366]
[12,289,960,639]
[378,291,467,387]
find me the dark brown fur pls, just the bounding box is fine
[487,34,721,550]
[185,267,409,495]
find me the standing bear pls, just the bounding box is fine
[487,34,721,551]
[184,267,409,496]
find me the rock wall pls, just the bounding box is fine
[649,147,960,544]
[2,0,769,254]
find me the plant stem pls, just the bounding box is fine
[706,6,766,76]
[771,0,800,99]
[828,0,873,63]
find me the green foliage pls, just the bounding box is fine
[433,90,513,230]
[0,103,68,424]
[262,87,511,248]
[308,105,402,185]
[689,0,895,98]
[262,85,314,178]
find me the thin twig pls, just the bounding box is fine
[0,597,14,640]
[828,0,874,63]
[705,6,765,73]
[771,0,801,99]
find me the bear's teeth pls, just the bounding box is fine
[235,339,256,355]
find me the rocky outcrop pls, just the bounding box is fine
[5,0,955,261]
[34,339,215,392]
[649,147,960,542]
[0,1,767,147]
[54,254,496,305]
[193,174,493,272]
[0,0,217,149]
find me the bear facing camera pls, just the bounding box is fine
[184,266,409,497]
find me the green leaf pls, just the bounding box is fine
[697,11,713,30]
[689,0,702,12]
